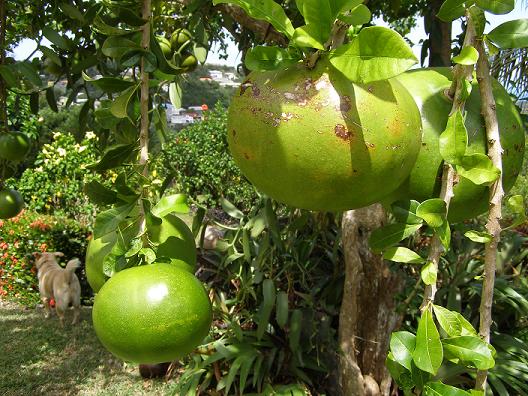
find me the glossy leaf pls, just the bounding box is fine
[386,353,413,389]
[476,0,514,15]
[505,194,526,228]
[297,0,333,39]
[257,279,276,340]
[292,24,327,50]
[487,19,528,49]
[169,82,182,109]
[288,309,303,351]
[328,26,417,83]
[391,200,423,224]
[92,14,140,36]
[245,46,301,71]
[439,110,468,165]
[416,199,447,228]
[40,46,62,66]
[221,198,244,219]
[84,180,119,205]
[338,4,371,26]
[424,382,472,396]
[42,26,75,50]
[369,223,422,252]
[87,143,137,171]
[60,3,85,22]
[432,304,462,336]
[412,308,443,374]
[82,73,136,93]
[390,331,416,371]
[421,262,437,285]
[110,85,138,119]
[328,0,364,15]
[436,220,451,250]
[193,43,208,63]
[16,62,42,87]
[464,230,492,243]
[0,65,19,88]
[152,194,189,217]
[45,88,58,113]
[437,0,466,21]
[276,291,289,328]
[456,153,501,185]
[102,36,141,60]
[93,203,136,239]
[383,247,425,264]
[212,0,295,38]
[453,312,477,336]
[442,336,495,369]
[452,45,479,65]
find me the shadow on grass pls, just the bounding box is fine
[0,303,174,396]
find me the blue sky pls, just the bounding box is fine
[13,3,527,67]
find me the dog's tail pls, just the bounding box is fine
[65,258,81,283]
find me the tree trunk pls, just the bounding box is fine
[339,205,404,396]
[425,0,452,67]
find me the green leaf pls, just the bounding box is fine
[464,230,492,243]
[40,46,62,66]
[212,0,295,39]
[152,194,189,217]
[169,82,182,109]
[391,200,424,225]
[245,46,301,71]
[82,72,136,93]
[110,85,138,119]
[460,78,473,101]
[45,88,58,113]
[94,107,120,129]
[456,153,501,185]
[42,26,75,50]
[386,353,413,389]
[288,309,303,351]
[276,291,289,328]
[506,194,526,228]
[439,110,468,165]
[383,247,425,264]
[412,308,443,374]
[436,220,451,250]
[338,4,372,26]
[432,305,462,336]
[139,248,156,264]
[29,92,39,114]
[92,14,140,36]
[59,3,85,23]
[442,336,495,370]
[487,19,528,49]
[257,279,276,340]
[16,62,42,87]
[83,180,119,205]
[193,43,208,63]
[369,223,422,252]
[221,198,244,219]
[416,199,447,228]
[421,262,438,285]
[296,0,333,44]
[390,331,416,371]
[452,45,479,65]
[328,26,417,83]
[469,6,487,37]
[411,362,432,390]
[424,382,471,396]
[93,203,136,239]
[87,143,137,171]
[476,0,514,15]
[102,36,141,60]
[0,65,19,88]
[292,24,327,50]
[452,312,477,335]
[437,0,466,22]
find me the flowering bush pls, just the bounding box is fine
[0,210,91,306]
[7,131,103,224]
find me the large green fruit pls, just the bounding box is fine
[92,263,212,363]
[387,68,525,222]
[85,214,196,293]
[0,132,31,162]
[0,188,24,219]
[170,28,192,50]
[227,58,423,211]
[157,36,172,58]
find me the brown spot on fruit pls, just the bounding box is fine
[243,153,250,160]
[232,129,236,137]
[334,124,350,141]
[252,86,261,97]
[340,95,352,112]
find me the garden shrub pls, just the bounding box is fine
[155,103,258,210]
[0,210,92,306]
[8,131,103,224]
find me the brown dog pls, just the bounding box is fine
[34,252,81,326]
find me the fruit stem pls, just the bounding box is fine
[138,0,152,239]
[0,0,7,132]
[421,10,477,309]
[474,38,504,393]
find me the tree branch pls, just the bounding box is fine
[421,11,477,309]
[474,38,504,392]
[0,0,7,131]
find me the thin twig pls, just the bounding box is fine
[421,11,477,309]
[138,0,151,237]
[474,38,504,392]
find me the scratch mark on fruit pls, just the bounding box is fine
[334,124,350,141]
[366,142,375,149]
[252,86,260,97]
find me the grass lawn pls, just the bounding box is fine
[0,300,177,396]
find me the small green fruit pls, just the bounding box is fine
[170,28,192,51]
[0,188,24,219]
[157,36,172,58]
[0,132,31,162]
